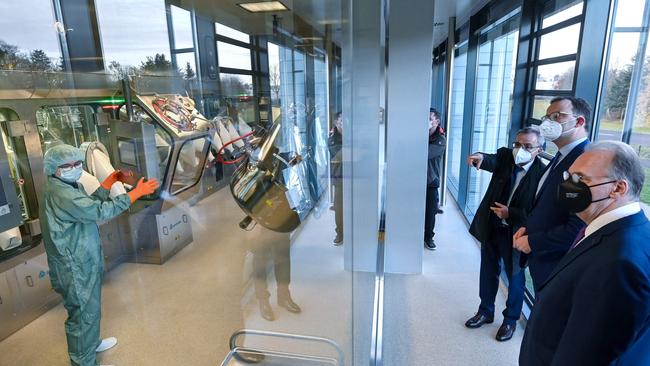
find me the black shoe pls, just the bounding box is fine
[278,296,302,313]
[233,350,266,363]
[465,313,494,328]
[259,299,275,321]
[496,323,516,341]
[436,208,444,214]
[424,240,436,250]
[333,234,343,246]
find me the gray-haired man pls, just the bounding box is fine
[520,141,650,365]
[465,127,545,341]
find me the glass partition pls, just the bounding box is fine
[36,105,100,151]
[171,136,208,194]
[0,1,365,366]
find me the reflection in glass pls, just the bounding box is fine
[0,0,61,71]
[221,73,253,96]
[542,1,583,29]
[171,5,194,50]
[217,41,252,70]
[216,22,250,43]
[171,136,207,193]
[448,49,468,189]
[538,23,581,60]
[96,0,170,71]
[175,52,197,79]
[535,61,575,90]
[36,106,100,152]
[268,42,281,108]
[0,128,30,219]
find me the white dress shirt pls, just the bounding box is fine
[501,159,535,225]
[574,202,641,248]
[536,136,589,195]
[507,159,534,205]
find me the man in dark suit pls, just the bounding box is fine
[464,127,545,341]
[513,96,591,292]
[520,141,650,365]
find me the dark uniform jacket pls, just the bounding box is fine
[520,211,650,366]
[427,129,446,188]
[468,148,545,270]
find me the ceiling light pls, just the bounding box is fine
[238,1,288,13]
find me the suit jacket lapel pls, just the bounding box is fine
[538,212,648,292]
[533,140,588,207]
[512,158,542,200]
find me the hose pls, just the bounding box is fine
[215,131,254,165]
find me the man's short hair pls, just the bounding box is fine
[550,96,592,130]
[517,126,545,147]
[587,141,645,200]
[430,108,440,119]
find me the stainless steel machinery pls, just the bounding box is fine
[0,73,222,341]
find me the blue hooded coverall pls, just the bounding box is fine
[40,145,131,366]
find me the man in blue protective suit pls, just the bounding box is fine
[40,144,159,366]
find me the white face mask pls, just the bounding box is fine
[539,119,575,141]
[512,147,534,165]
[59,166,83,183]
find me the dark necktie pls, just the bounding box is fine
[569,226,587,251]
[511,166,524,192]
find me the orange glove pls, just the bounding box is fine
[100,170,122,190]
[127,178,160,203]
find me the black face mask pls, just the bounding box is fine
[558,177,616,213]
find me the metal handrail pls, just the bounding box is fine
[228,329,344,366]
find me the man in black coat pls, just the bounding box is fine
[520,141,650,365]
[464,127,545,341]
[513,97,591,292]
[424,108,446,250]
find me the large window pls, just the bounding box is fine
[596,0,650,210]
[96,0,172,77]
[215,22,256,124]
[170,5,197,80]
[447,43,468,193]
[465,12,520,218]
[528,1,584,154]
[0,0,61,71]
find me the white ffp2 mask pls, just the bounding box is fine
[512,147,533,166]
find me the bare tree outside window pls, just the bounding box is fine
[270,64,281,104]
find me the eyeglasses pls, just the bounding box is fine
[540,111,577,122]
[512,142,540,150]
[58,160,83,172]
[562,171,613,184]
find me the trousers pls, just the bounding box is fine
[424,186,439,242]
[478,226,526,324]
